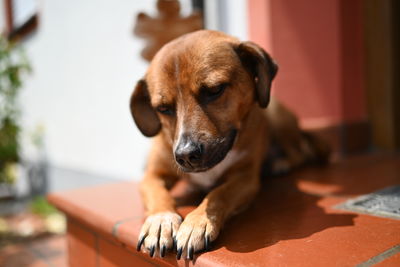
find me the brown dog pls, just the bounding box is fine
[131,30,329,260]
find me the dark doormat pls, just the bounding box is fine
[336,185,400,220]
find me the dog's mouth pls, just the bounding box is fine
[177,129,237,173]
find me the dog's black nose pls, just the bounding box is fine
[174,139,203,169]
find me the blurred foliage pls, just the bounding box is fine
[0,162,17,184]
[0,35,31,183]
[30,196,58,217]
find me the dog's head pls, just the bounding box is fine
[130,30,278,172]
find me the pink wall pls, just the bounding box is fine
[248,0,367,129]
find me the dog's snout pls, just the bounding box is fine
[175,139,203,169]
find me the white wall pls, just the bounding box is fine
[0,3,4,31]
[19,0,161,180]
[15,0,247,181]
[204,0,248,41]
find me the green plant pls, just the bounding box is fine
[30,196,58,216]
[0,35,30,183]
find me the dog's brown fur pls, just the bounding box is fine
[131,30,330,259]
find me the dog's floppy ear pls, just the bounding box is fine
[130,79,161,137]
[235,41,278,108]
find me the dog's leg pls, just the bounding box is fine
[266,98,330,174]
[175,170,260,259]
[137,173,181,257]
[137,139,181,257]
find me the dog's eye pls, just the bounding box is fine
[201,83,228,103]
[156,105,174,116]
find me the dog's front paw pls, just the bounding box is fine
[175,212,221,260]
[137,212,182,257]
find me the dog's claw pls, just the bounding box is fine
[173,237,177,251]
[177,247,183,260]
[188,246,194,260]
[136,235,145,251]
[137,212,182,258]
[149,245,156,257]
[160,245,166,258]
[205,235,210,251]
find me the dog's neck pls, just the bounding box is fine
[234,104,269,151]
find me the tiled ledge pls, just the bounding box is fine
[48,155,400,266]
